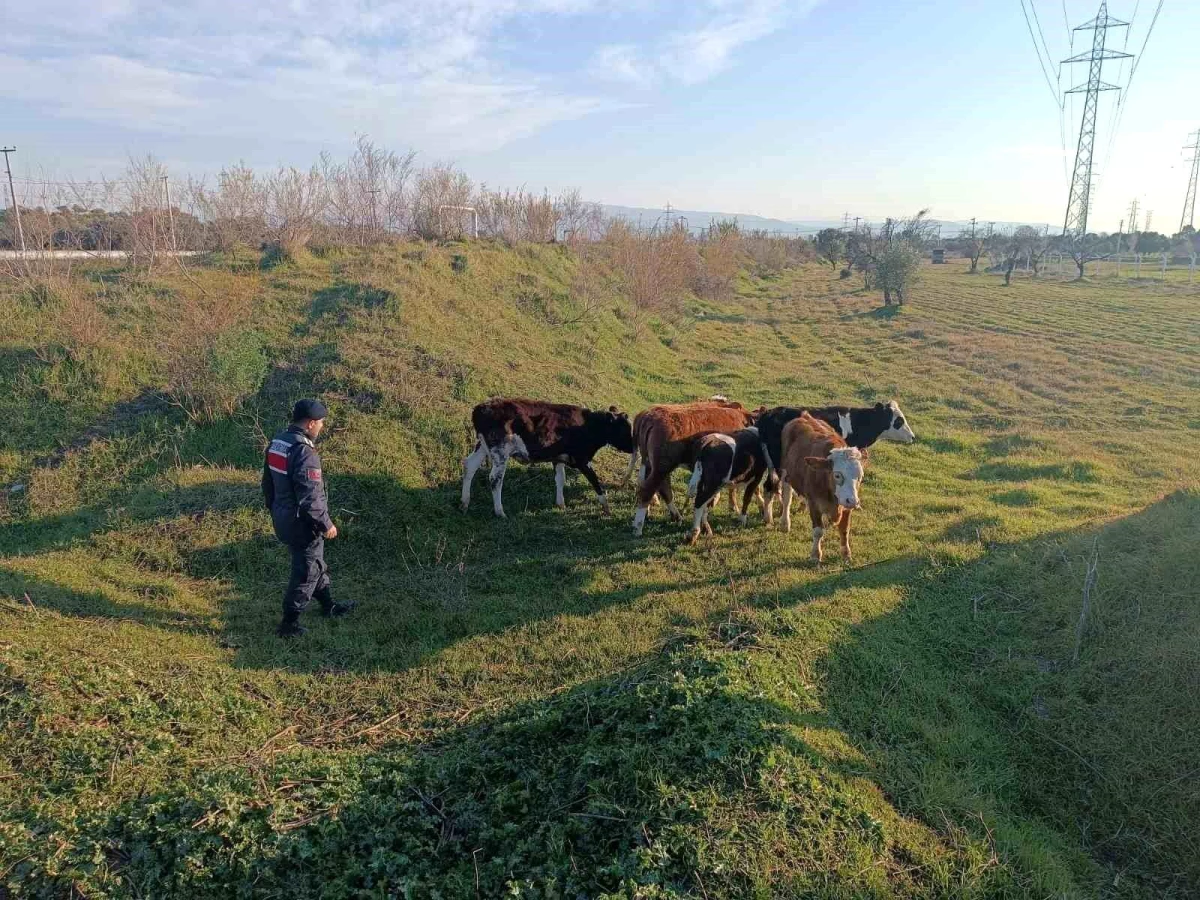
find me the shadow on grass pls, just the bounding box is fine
[6,482,1197,896]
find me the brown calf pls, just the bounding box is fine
[777,413,866,562]
[629,399,756,536]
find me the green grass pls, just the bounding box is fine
[1,249,1198,898]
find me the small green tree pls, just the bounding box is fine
[815,228,846,270]
[847,210,935,305]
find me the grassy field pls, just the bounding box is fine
[1,247,1198,898]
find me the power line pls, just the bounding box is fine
[1029,0,1056,73]
[1020,0,1063,108]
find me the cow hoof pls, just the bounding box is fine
[494,511,507,519]
[738,515,748,527]
[556,502,566,510]
[685,529,699,546]
[460,502,469,512]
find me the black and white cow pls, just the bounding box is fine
[461,398,634,518]
[757,401,915,519]
[683,427,767,544]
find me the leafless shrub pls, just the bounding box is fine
[123,155,172,268]
[189,164,267,251]
[412,164,474,239]
[321,137,416,244]
[264,165,328,255]
[555,188,605,245]
[594,220,698,326]
[695,220,742,300]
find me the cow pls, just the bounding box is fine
[777,413,866,563]
[628,399,757,536]
[757,400,913,521]
[683,427,767,545]
[461,398,634,518]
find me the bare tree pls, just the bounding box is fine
[124,155,171,268]
[264,165,328,254]
[189,163,267,251]
[412,164,474,239]
[321,137,416,244]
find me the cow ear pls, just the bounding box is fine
[874,402,884,410]
[805,456,833,470]
[608,405,619,414]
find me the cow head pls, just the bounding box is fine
[805,446,865,509]
[602,406,635,453]
[876,400,915,443]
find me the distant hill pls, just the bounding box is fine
[601,205,1056,239]
[601,204,838,236]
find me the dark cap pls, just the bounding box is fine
[291,399,329,422]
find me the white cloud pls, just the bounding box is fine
[592,0,816,87]
[1,0,820,165]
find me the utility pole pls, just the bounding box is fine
[1061,2,1131,248]
[161,175,177,252]
[853,216,861,233]
[969,217,977,239]
[1116,218,1123,276]
[842,211,850,231]
[1143,210,1153,233]
[1127,197,1139,234]
[1181,130,1200,233]
[1,146,26,253]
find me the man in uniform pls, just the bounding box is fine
[262,399,355,637]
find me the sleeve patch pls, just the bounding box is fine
[306,469,322,481]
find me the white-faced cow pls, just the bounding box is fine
[683,427,767,544]
[758,400,913,519]
[777,413,866,563]
[627,399,757,536]
[461,398,634,518]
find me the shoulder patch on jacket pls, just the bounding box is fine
[306,468,322,481]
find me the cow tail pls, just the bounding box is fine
[761,442,779,493]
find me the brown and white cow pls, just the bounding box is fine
[628,398,756,536]
[683,427,767,544]
[777,413,866,563]
[758,400,913,519]
[461,398,634,518]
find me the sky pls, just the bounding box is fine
[1,0,1196,232]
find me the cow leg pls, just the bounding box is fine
[837,508,853,562]
[489,447,510,518]
[621,449,639,488]
[461,435,488,511]
[687,483,718,545]
[727,484,739,516]
[634,468,668,537]
[739,479,759,527]
[554,463,567,509]
[641,463,661,508]
[579,462,611,515]
[660,479,682,522]
[686,462,703,500]
[779,482,793,533]
[809,506,825,562]
[703,504,714,536]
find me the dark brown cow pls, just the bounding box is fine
[683,427,767,544]
[461,398,634,518]
[628,399,756,536]
[777,413,866,563]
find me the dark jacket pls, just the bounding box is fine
[262,425,333,543]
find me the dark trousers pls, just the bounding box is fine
[282,536,332,620]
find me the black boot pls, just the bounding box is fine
[277,614,307,638]
[316,585,355,618]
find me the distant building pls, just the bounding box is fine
[931,248,947,264]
